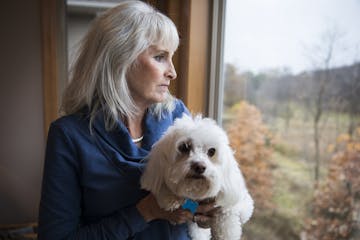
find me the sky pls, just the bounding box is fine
[224,0,360,74]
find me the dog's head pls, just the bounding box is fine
[141,114,244,204]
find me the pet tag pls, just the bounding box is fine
[182,199,199,214]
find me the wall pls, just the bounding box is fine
[0,0,44,224]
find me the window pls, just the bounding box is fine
[66,0,121,67]
[221,0,360,239]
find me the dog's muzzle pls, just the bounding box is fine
[190,162,206,176]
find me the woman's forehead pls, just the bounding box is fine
[147,44,175,54]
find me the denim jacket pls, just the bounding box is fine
[38,100,190,240]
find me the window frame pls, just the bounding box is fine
[207,0,226,124]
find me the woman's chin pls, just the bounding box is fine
[153,94,169,103]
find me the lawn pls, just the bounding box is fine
[224,102,355,239]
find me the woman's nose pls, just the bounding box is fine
[166,61,177,80]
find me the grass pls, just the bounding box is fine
[271,151,313,220]
[244,149,315,240]
[224,102,355,239]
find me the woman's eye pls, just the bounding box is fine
[154,55,165,61]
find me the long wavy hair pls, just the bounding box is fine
[61,0,179,129]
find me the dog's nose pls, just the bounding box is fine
[191,162,206,175]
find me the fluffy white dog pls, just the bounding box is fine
[141,114,254,240]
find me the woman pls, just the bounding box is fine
[38,1,216,239]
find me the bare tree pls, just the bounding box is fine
[344,46,360,136]
[223,63,247,109]
[303,27,344,182]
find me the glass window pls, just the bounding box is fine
[66,0,121,66]
[221,0,360,239]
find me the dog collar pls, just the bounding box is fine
[181,199,199,214]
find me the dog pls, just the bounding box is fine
[141,114,254,240]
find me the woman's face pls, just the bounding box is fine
[127,45,177,110]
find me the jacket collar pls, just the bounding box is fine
[91,109,172,161]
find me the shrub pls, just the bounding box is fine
[305,129,360,240]
[226,101,274,212]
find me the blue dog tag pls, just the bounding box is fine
[182,199,199,214]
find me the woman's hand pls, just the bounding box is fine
[136,194,193,225]
[192,199,220,228]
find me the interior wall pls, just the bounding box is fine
[0,0,44,224]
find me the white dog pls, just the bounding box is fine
[141,114,254,240]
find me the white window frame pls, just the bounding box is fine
[208,0,227,125]
[67,0,119,14]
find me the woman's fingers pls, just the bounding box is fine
[196,203,217,214]
[165,208,193,224]
[193,214,212,228]
[137,194,220,227]
[192,199,221,228]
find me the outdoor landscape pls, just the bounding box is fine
[222,60,360,239]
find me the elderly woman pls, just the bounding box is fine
[38,1,216,239]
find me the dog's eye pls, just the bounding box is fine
[178,142,192,154]
[207,148,216,157]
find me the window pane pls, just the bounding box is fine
[222,0,360,239]
[66,0,122,67]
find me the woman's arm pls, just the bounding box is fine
[38,123,148,240]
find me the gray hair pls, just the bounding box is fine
[61,0,179,129]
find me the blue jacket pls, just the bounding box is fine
[38,100,190,240]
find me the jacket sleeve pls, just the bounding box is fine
[38,122,148,240]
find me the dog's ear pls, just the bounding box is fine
[140,139,167,195]
[218,147,243,204]
[218,146,254,223]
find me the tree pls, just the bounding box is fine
[302,27,344,182]
[226,101,274,211]
[344,63,360,136]
[223,63,247,108]
[305,129,360,240]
